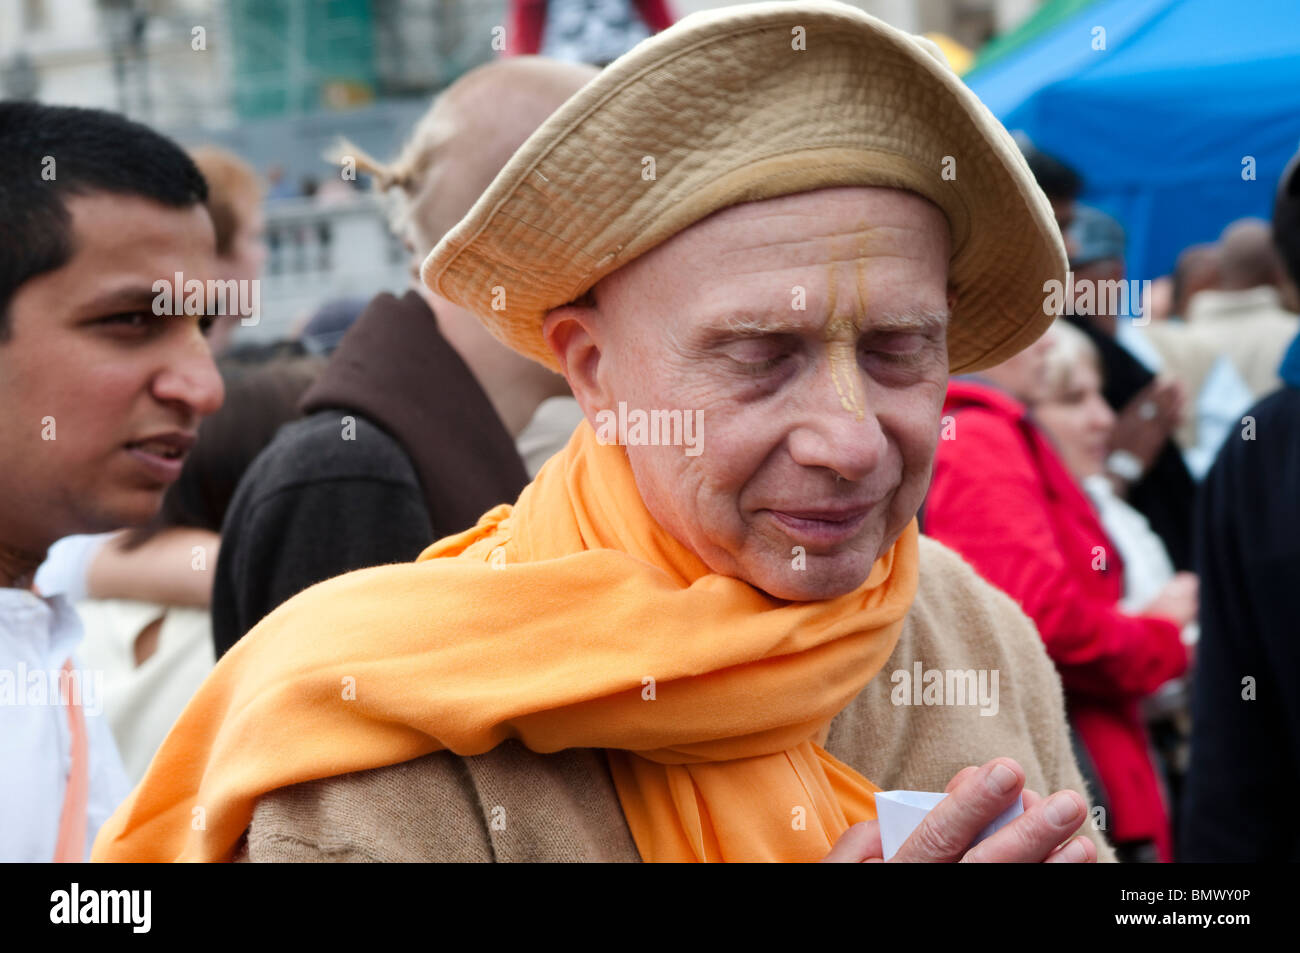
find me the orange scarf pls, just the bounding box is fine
[92,422,917,862]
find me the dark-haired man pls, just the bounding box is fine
[0,102,224,860]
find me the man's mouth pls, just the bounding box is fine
[126,440,186,459]
[764,504,875,547]
[124,432,196,480]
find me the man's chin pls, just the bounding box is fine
[745,552,876,602]
[79,490,167,535]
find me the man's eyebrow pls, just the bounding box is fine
[688,313,803,351]
[714,313,803,337]
[699,307,949,342]
[74,285,165,317]
[867,309,950,335]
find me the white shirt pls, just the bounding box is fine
[75,600,214,784]
[1183,356,1255,479]
[0,588,131,861]
[1082,474,1175,613]
[33,532,114,602]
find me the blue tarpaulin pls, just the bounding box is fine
[965,0,1300,281]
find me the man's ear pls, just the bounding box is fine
[542,302,610,422]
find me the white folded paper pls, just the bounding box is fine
[875,790,1024,860]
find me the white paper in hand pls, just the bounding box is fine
[875,790,1024,860]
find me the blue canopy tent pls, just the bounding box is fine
[965,0,1300,282]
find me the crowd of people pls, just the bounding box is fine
[2,0,1296,864]
[926,143,1300,862]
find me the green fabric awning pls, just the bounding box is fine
[967,0,1101,78]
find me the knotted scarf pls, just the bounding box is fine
[93,421,917,862]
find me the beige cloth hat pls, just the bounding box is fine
[421,0,1066,374]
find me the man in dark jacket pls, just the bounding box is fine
[212,58,597,655]
[211,290,531,655]
[1180,151,1300,861]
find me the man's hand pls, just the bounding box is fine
[1141,571,1198,629]
[821,758,1097,863]
[1110,376,1187,477]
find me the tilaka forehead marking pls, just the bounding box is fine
[824,257,866,421]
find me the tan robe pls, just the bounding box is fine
[239,536,1118,862]
[1186,287,1299,399]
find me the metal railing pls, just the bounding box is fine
[251,193,410,340]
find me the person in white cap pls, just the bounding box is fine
[96,0,1113,864]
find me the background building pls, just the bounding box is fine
[1,0,1042,339]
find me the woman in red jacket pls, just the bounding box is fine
[924,327,1192,862]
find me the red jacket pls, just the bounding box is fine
[506,0,676,56]
[925,379,1187,860]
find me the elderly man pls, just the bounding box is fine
[94,1,1112,863]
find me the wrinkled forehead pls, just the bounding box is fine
[683,185,949,250]
[597,187,953,335]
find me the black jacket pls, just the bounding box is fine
[212,292,529,656]
[1180,333,1300,861]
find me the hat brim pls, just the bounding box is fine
[422,0,1066,375]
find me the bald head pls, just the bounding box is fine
[394,57,600,255]
[380,58,598,438]
[1218,218,1284,291]
[1172,242,1219,316]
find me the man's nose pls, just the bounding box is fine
[784,359,888,482]
[152,332,225,418]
